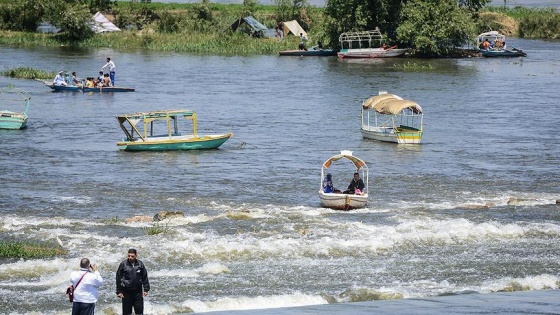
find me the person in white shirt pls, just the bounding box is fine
[53,71,68,86]
[100,57,116,86]
[69,258,104,315]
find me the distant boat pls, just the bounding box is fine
[279,46,337,57]
[337,29,407,59]
[48,84,135,93]
[116,109,233,151]
[0,86,31,130]
[477,31,527,58]
[361,92,424,144]
[319,150,369,211]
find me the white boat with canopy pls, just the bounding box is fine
[361,92,424,144]
[319,150,369,211]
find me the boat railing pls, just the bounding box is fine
[339,28,384,50]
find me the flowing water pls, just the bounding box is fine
[0,37,559,314]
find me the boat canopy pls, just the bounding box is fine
[322,151,367,170]
[339,28,384,49]
[117,109,195,122]
[363,94,422,115]
[477,31,505,44]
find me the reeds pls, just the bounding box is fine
[1,66,55,80]
[0,241,67,259]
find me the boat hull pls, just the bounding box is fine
[0,112,27,129]
[279,49,337,57]
[319,192,368,210]
[361,126,422,144]
[49,85,135,92]
[481,49,527,58]
[338,48,407,58]
[117,134,232,151]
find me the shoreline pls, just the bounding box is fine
[201,290,560,314]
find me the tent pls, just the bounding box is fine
[281,20,307,38]
[90,12,120,33]
[230,16,274,38]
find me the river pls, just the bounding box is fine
[0,37,559,314]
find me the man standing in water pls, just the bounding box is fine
[70,258,103,315]
[116,249,150,315]
[100,57,116,86]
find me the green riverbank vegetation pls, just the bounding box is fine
[0,0,559,56]
[0,240,68,259]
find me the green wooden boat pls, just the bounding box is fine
[0,86,31,130]
[116,109,233,151]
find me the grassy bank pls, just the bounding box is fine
[0,4,558,55]
[0,241,67,259]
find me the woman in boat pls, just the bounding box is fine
[323,173,335,193]
[102,73,112,87]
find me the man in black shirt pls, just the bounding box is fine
[344,172,365,194]
[116,248,150,315]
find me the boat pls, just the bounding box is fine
[0,86,31,130]
[477,31,527,58]
[48,84,135,93]
[279,46,337,56]
[337,29,407,59]
[361,92,424,144]
[319,150,369,210]
[116,109,233,151]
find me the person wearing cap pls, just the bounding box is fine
[100,57,116,86]
[53,71,68,86]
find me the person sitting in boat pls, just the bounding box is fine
[502,41,507,50]
[343,172,365,194]
[102,73,112,87]
[85,77,95,88]
[481,39,490,50]
[323,173,336,193]
[494,39,503,50]
[71,72,82,87]
[53,71,68,86]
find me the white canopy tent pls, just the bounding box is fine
[90,12,121,33]
[281,20,307,38]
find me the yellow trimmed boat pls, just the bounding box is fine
[319,150,369,211]
[116,109,232,151]
[361,92,424,144]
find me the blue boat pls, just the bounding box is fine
[0,86,31,130]
[116,109,233,151]
[48,84,135,93]
[279,47,337,57]
[477,31,527,58]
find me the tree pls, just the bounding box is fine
[396,0,476,56]
[45,0,94,41]
[323,0,404,48]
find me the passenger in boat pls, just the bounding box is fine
[494,39,503,50]
[102,73,112,87]
[502,41,507,50]
[53,71,68,86]
[343,172,365,194]
[85,77,95,88]
[298,33,308,51]
[71,72,82,87]
[323,173,335,193]
[482,39,490,50]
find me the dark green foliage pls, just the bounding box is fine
[193,0,213,21]
[46,1,94,41]
[0,0,46,31]
[88,0,113,13]
[397,0,476,57]
[157,10,180,33]
[518,8,560,38]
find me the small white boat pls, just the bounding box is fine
[319,150,369,211]
[337,29,407,59]
[361,92,424,144]
[0,86,31,130]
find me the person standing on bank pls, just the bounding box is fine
[116,249,150,315]
[70,258,104,315]
[100,57,116,86]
